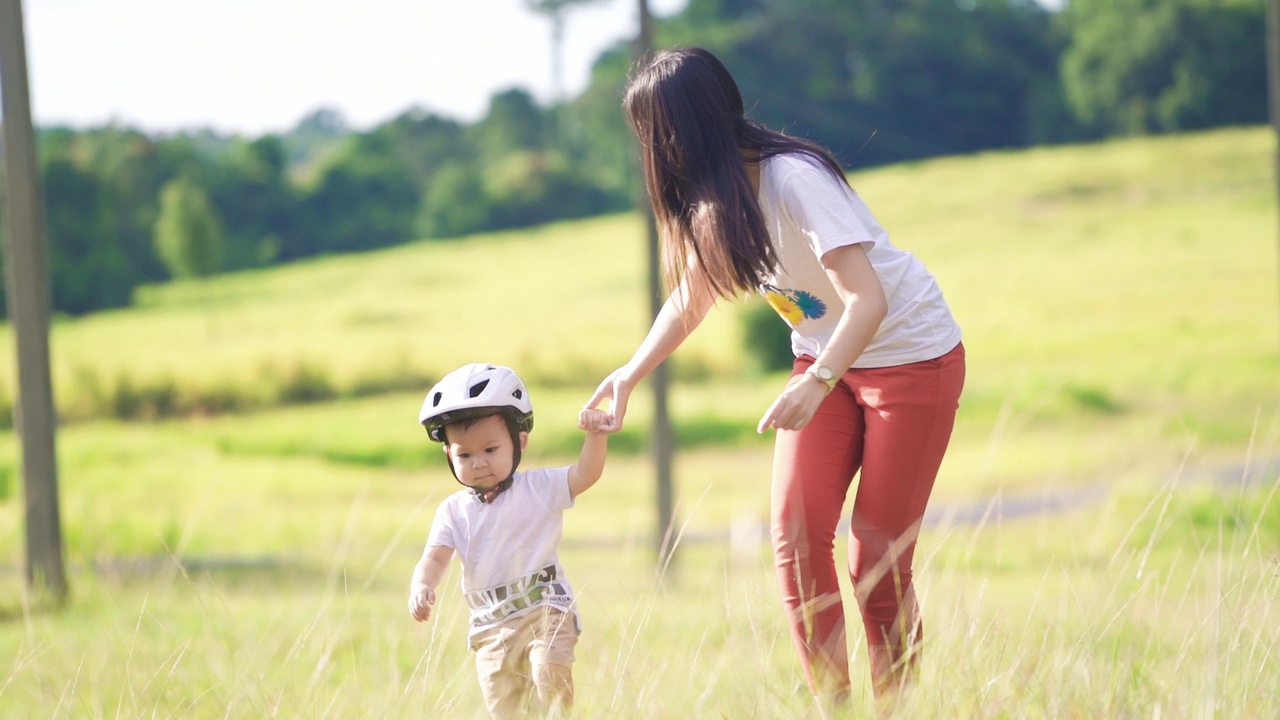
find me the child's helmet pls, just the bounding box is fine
[419,363,534,443]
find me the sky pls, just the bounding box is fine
[21,0,688,136]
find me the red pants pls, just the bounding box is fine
[770,343,965,695]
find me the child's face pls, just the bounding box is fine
[442,414,527,491]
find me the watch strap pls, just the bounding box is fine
[805,365,839,393]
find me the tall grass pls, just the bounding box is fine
[2,477,1275,718]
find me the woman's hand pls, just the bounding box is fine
[585,367,635,433]
[757,373,830,433]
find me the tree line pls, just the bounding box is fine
[0,0,1267,317]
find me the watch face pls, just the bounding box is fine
[815,365,835,381]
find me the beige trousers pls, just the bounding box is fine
[471,606,579,718]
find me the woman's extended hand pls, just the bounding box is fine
[585,367,635,433]
[757,373,830,433]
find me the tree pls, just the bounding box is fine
[43,159,133,312]
[153,176,225,280]
[660,0,1069,165]
[524,0,609,102]
[1,0,67,601]
[294,144,419,255]
[204,135,298,269]
[1062,0,1266,135]
[417,162,492,238]
[471,88,549,162]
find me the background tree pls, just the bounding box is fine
[524,0,610,102]
[1062,0,1266,135]
[42,158,132,313]
[153,176,225,280]
[200,135,298,270]
[293,134,419,256]
[417,162,492,238]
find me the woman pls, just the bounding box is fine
[586,47,965,702]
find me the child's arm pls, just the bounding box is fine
[567,408,612,498]
[408,544,454,622]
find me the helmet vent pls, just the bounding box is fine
[468,380,490,398]
[513,389,523,400]
[431,392,443,407]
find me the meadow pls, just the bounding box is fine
[1,126,1278,717]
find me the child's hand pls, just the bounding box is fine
[409,587,435,622]
[579,407,614,433]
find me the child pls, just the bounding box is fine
[408,362,610,718]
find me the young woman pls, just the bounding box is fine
[585,47,965,703]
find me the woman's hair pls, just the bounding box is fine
[623,47,849,300]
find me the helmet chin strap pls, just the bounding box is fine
[442,423,523,504]
[473,477,513,504]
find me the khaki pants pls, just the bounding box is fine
[471,606,579,718]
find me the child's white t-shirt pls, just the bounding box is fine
[757,153,962,368]
[427,466,578,635]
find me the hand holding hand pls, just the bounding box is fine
[409,587,435,622]
[579,407,614,433]
[757,373,830,434]
[584,367,635,433]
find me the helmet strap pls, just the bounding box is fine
[474,477,513,504]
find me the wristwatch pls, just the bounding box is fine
[805,363,839,393]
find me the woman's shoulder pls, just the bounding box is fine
[765,151,826,175]
[763,152,852,204]
[765,152,846,185]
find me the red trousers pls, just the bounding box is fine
[770,343,965,695]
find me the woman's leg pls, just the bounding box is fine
[770,358,865,697]
[847,344,965,698]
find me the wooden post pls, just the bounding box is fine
[634,0,677,571]
[1268,0,1280,333]
[0,0,68,600]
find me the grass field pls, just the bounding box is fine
[1,126,1278,717]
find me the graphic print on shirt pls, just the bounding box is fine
[761,284,827,327]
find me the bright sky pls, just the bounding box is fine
[22,0,688,136]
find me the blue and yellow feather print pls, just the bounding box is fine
[761,284,827,326]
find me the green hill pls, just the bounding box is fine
[0,125,1275,556]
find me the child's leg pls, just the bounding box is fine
[528,608,579,715]
[770,366,865,697]
[472,624,534,719]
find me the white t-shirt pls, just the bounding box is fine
[757,153,962,368]
[427,465,578,635]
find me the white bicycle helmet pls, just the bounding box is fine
[419,363,534,443]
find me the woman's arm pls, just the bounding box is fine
[586,263,718,432]
[757,243,887,432]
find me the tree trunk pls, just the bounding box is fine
[0,0,68,601]
[1268,0,1280,336]
[633,0,677,572]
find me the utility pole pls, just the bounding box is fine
[1268,0,1280,332]
[0,0,68,600]
[634,0,677,571]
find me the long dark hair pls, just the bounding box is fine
[623,47,849,300]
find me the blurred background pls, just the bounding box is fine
[1,0,1277,717]
[6,0,1267,317]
